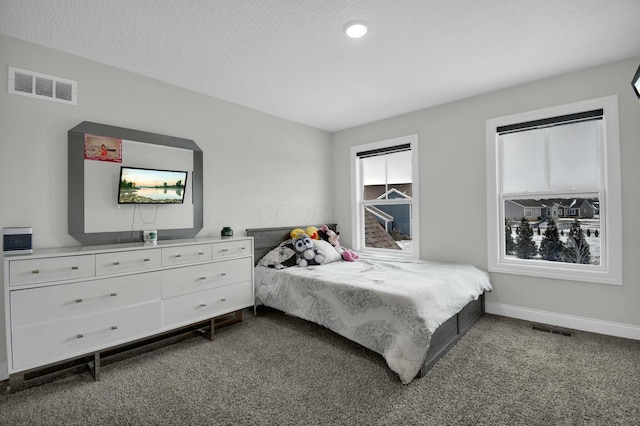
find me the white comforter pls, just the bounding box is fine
[254,254,492,384]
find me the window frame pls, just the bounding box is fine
[486,96,622,285]
[350,134,420,258]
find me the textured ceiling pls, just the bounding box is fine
[1,0,640,132]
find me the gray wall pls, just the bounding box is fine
[332,56,640,331]
[0,34,333,377]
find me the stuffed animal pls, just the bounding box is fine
[290,228,306,239]
[318,224,359,262]
[305,226,320,240]
[292,232,324,267]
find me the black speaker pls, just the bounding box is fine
[3,227,33,255]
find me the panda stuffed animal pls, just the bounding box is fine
[292,233,324,267]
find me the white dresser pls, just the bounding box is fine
[3,237,253,384]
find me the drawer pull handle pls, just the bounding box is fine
[32,265,79,274]
[199,276,207,280]
[76,325,118,339]
[241,247,246,250]
[199,298,226,308]
[221,273,227,276]
[114,259,149,265]
[74,293,117,303]
[221,249,229,252]
[176,252,204,258]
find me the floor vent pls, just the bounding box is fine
[532,324,573,337]
[8,66,77,105]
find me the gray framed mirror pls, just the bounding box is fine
[68,121,203,245]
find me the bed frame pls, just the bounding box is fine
[245,225,485,378]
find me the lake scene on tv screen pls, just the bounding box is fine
[119,167,188,204]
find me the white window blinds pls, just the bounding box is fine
[499,110,602,194]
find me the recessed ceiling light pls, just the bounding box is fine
[344,21,368,39]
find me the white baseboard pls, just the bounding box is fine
[485,302,640,340]
[0,362,7,381]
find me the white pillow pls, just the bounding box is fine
[313,239,342,264]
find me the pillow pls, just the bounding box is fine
[257,239,298,268]
[313,239,342,264]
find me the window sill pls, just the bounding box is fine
[488,260,621,286]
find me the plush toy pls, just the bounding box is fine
[305,226,320,240]
[290,228,306,239]
[292,232,324,267]
[318,224,359,262]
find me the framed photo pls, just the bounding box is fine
[84,134,122,162]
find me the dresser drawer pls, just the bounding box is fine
[162,244,212,267]
[162,257,252,299]
[10,272,162,328]
[96,249,161,276]
[9,255,95,287]
[11,302,161,372]
[162,281,252,328]
[211,239,252,260]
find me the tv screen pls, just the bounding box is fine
[633,63,640,100]
[118,166,188,204]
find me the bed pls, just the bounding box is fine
[246,225,492,384]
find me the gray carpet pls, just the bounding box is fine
[2,309,639,425]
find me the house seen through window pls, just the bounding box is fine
[351,134,419,257]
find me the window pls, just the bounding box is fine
[486,96,622,285]
[350,134,420,258]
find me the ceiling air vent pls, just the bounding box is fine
[8,66,77,105]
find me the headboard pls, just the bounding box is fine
[246,224,337,265]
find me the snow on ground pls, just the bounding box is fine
[390,219,600,264]
[509,218,600,265]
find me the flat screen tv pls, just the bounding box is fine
[633,63,640,100]
[118,166,188,204]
